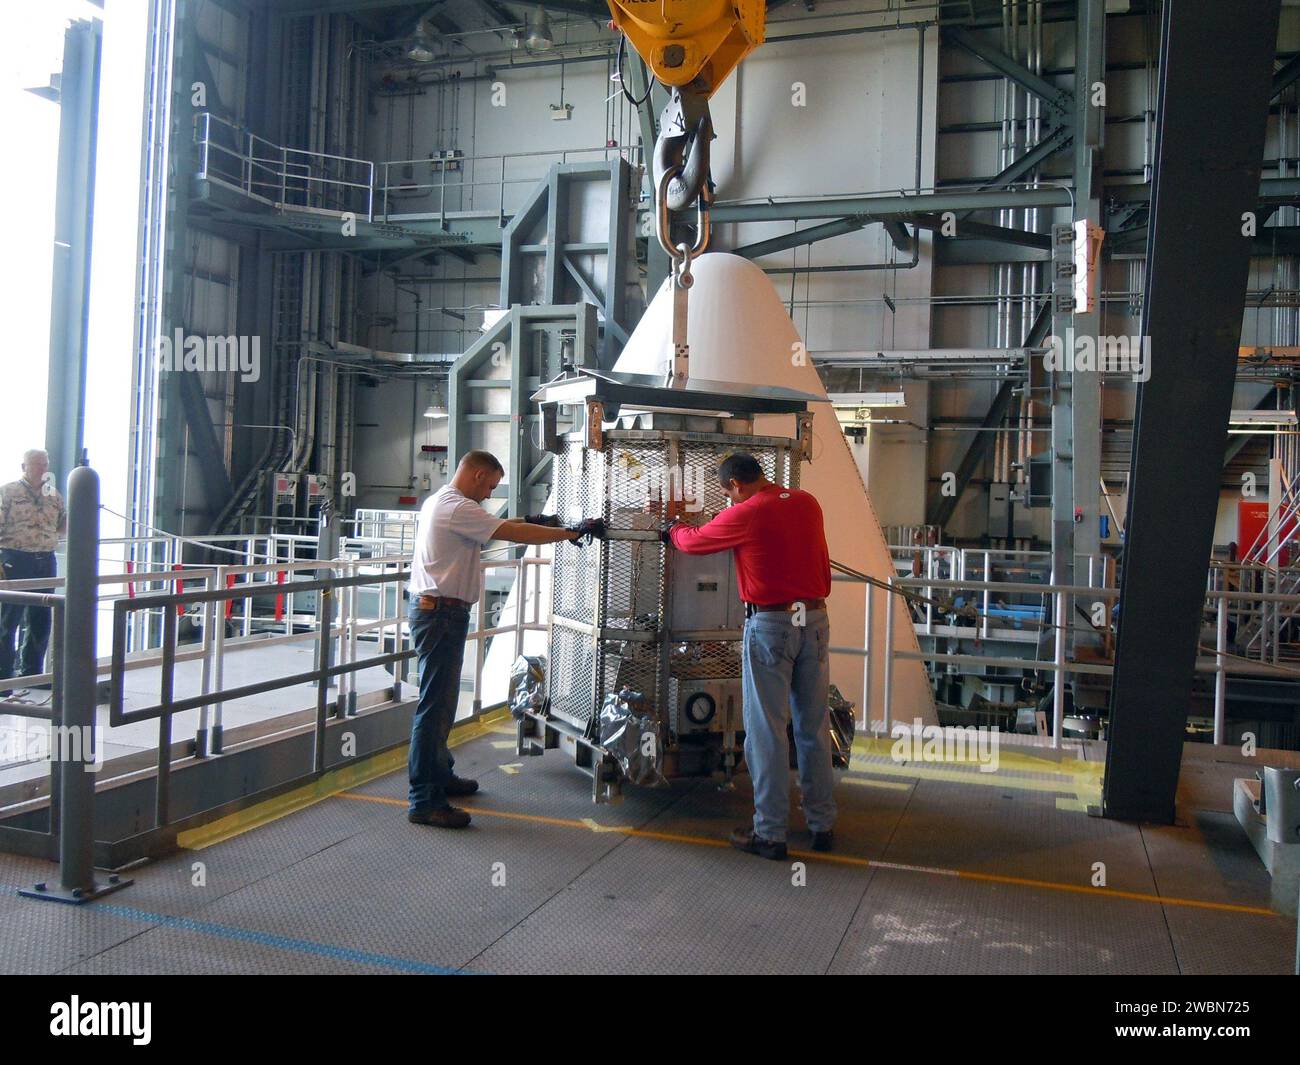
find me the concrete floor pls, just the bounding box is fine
[1,721,1295,975]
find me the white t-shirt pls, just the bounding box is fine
[408,485,504,602]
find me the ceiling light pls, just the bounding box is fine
[526,7,553,50]
[407,22,436,62]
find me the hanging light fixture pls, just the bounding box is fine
[406,17,436,62]
[525,6,554,51]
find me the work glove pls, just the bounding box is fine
[659,518,682,545]
[567,517,607,545]
[524,513,563,527]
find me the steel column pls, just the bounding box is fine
[1103,0,1282,823]
[1068,0,1106,627]
[44,20,101,483]
[21,468,132,904]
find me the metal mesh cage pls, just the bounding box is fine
[547,624,596,726]
[601,537,663,631]
[552,537,596,620]
[680,441,788,520]
[604,440,670,527]
[547,429,800,741]
[669,640,742,681]
[553,441,605,526]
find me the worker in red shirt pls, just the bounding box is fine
[665,452,837,859]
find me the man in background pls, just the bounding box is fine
[0,449,65,695]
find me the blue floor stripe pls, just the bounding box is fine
[10,886,468,975]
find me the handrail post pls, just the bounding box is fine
[981,550,990,639]
[212,564,227,753]
[1052,590,1066,750]
[23,466,132,903]
[473,573,487,715]
[195,588,213,758]
[499,156,506,224]
[883,577,895,735]
[440,154,447,228]
[337,561,352,716]
[314,511,340,772]
[1214,592,1227,745]
[514,559,526,661]
[157,607,176,828]
[862,583,872,733]
[349,577,360,715]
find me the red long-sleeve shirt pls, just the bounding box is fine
[670,483,831,605]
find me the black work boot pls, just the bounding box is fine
[408,805,471,828]
[810,829,834,853]
[729,826,787,860]
[445,775,479,797]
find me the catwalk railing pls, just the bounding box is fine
[193,110,642,225]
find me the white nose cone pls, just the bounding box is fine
[616,253,936,726]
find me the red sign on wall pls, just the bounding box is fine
[1239,499,1294,565]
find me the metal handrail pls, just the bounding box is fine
[193,110,643,228]
[838,573,1300,748]
[195,111,376,221]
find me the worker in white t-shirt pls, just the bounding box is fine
[407,449,603,828]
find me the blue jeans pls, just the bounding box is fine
[407,602,470,812]
[0,550,56,682]
[741,609,837,843]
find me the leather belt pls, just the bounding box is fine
[746,597,827,615]
[415,593,472,611]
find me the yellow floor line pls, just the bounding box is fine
[176,707,512,851]
[842,776,913,792]
[337,790,1280,918]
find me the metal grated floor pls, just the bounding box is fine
[1,725,1295,975]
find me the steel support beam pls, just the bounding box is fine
[176,369,235,511]
[1067,0,1106,593]
[910,213,1053,250]
[1223,386,1281,467]
[1103,0,1281,824]
[944,25,1074,118]
[711,187,1072,224]
[929,301,1051,528]
[44,19,101,483]
[564,255,630,348]
[972,124,1073,198]
[602,157,632,365]
[1272,52,1300,100]
[733,216,874,259]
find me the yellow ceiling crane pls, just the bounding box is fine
[607,1,767,262]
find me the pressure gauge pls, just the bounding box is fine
[683,690,716,726]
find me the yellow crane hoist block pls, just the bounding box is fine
[606,0,766,95]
